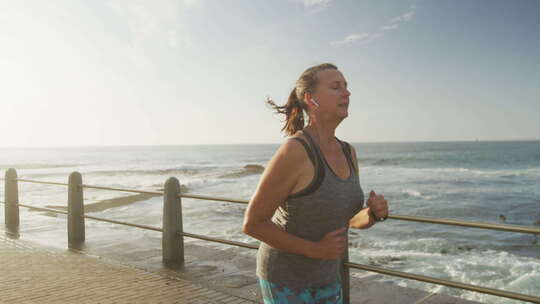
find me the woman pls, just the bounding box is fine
[243,63,389,304]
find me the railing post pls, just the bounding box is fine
[341,237,350,304]
[162,177,184,267]
[4,168,19,237]
[68,172,85,248]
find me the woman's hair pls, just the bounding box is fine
[267,63,338,136]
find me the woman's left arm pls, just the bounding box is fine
[348,145,389,229]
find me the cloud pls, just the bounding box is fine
[331,4,416,47]
[381,24,399,31]
[330,33,382,46]
[302,0,332,7]
[391,10,415,24]
[289,0,333,12]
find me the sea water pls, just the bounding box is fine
[1,141,539,303]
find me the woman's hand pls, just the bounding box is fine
[307,227,347,260]
[367,190,389,220]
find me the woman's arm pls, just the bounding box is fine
[243,139,346,260]
[348,145,387,229]
[349,206,376,229]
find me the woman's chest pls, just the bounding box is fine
[287,179,364,222]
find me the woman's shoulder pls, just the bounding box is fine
[278,134,309,159]
[268,132,310,164]
[262,135,312,181]
[283,129,317,154]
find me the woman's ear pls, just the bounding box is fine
[304,93,319,108]
[303,92,311,104]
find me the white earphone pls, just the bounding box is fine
[310,98,320,108]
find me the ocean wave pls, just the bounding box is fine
[361,166,473,174]
[372,237,476,255]
[401,189,434,200]
[432,167,540,177]
[219,164,264,179]
[367,255,407,267]
[370,159,400,166]
[363,163,540,175]
[172,178,231,192]
[508,272,540,291]
[86,168,201,177]
[374,166,540,182]
[351,246,540,304]
[22,166,210,179]
[18,172,69,178]
[367,249,540,304]
[359,155,435,167]
[154,184,190,193]
[407,167,474,174]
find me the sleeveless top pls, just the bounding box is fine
[256,130,365,289]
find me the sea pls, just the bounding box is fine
[1,141,539,304]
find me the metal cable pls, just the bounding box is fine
[81,184,162,196]
[388,214,540,235]
[14,178,69,187]
[180,231,258,250]
[82,214,163,232]
[179,193,248,205]
[0,201,68,215]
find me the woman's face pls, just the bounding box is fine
[311,69,351,120]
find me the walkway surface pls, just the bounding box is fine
[0,234,256,304]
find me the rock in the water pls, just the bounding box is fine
[243,164,264,172]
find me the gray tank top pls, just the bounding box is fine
[256,130,365,289]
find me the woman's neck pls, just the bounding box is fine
[305,122,337,147]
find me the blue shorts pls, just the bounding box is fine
[258,278,343,304]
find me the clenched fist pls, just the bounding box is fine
[367,190,389,221]
[308,227,347,260]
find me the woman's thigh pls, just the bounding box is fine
[258,278,342,304]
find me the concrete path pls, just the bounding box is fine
[0,231,485,304]
[0,234,256,304]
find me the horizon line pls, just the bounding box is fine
[1,138,539,149]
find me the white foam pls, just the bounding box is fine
[351,246,540,303]
[404,189,422,197]
[402,189,434,200]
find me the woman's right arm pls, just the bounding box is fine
[242,139,346,260]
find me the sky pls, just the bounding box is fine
[1,0,539,147]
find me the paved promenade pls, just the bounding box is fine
[0,234,256,304]
[0,229,486,304]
